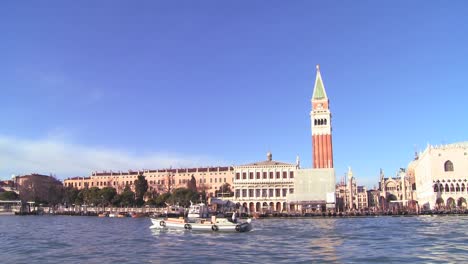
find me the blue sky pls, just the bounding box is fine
[1,1,467,187]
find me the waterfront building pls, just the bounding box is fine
[233,66,336,213]
[13,174,63,203]
[0,180,16,193]
[232,152,297,213]
[64,166,234,197]
[378,168,414,211]
[408,142,468,210]
[335,167,368,211]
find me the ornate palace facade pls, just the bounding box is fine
[408,142,468,210]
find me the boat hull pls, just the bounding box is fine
[150,218,252,233]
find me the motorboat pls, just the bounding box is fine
[150,202,252,232]
[150,216,252,233]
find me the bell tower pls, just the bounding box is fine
[311,65,333,168]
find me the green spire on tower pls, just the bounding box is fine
[312,65,328,100]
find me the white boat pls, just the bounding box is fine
[150,216,252,233]
[150,201,252,233]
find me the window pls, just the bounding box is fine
[242,173,246,180]
[275,188,280,197]
[283,172,287,178]
[262,189,267,197]
[236,173,240,180]
[249,172,254,179]
[276,172,280,179]
[263,172,267,179]
[256,189,261,197]
[289,188,294,194]
[235,190,240,198]
[256,172,260,179]
[242,189,247,197]
[290,171,294,178]
[269,172,273,179]
[282,188,287,197]
[444,160,454,172]
[269,189,274,197]
[249,189,254,197]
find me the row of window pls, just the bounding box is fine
[235,188,294,198]
[69,181,134,188]
[235,171,295,180]
[146,172,229,177]
[314,118,327,126]
[434,183,467,193]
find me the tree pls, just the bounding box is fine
[171,187,199,207]
[187,175,197,192]
[134,175,148,206]
[0,191,19,200]
[99,187,117,206]
[63,187,80,206]
[84,187,101,206]
[155,192,171,207]
[119,185,135,207]
[215,183,233,197]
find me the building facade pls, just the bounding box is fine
[233,152,298,213]
[408,142,468,210]
[378,168,414,211]
[64,166,234,197]
[335,168,368,211]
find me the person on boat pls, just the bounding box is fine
[231,211,237,223]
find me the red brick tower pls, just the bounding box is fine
[311,65,334,168]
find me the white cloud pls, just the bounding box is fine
[0,135,225,180]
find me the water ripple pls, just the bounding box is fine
[1,215,467,263]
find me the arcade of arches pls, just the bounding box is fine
[433,180,468,209]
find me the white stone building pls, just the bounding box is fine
[408,142,468,210]
[233,152,298,213]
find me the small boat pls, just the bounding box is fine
[130,212,146,218]
[150,202,252,232]
[98,212,108,217]
[117,212,129,218]
[150,216,252,233]
[108,213,116,218]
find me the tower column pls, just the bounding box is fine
[313,135,317,168]
[323,135,330,168]
[310,65,333,169]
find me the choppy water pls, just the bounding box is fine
[1,215,467,263]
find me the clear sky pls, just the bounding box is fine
[1,1,467,187]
